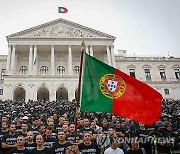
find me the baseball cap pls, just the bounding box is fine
[22,116,28,120]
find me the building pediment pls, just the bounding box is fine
[7,18,115,40]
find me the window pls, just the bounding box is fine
[144,69,151,80]
[174,69,180,79]
[57,66,65,74]
[40,66,48,75]
[164,89,170,95]
[129,69,136,78]
[1,69,6,80]
[73,66,80,74]
[159,69,166,80]
[0,89,3,95]
[19,66,28,75]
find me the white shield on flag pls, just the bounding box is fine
[107,80,117,92]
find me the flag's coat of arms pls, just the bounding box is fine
[99,74,126,99]
[107,80,117,92]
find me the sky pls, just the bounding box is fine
[0,0,180,57]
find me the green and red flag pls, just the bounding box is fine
[80,53,162,125]
[58,7,68,13]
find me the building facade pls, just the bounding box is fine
[0,18,180,101]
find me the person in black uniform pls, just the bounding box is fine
[149,121,173,154]
[8,135,29,154]
[78,132,101,154]
[52,130,71,154]
[133,122,151,154]
[2,123,17,154]
[24,131,36,152]
[31,134,53,154]
[44,127,57,149]
[127,139,144,154]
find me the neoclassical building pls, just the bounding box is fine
[0,18,180,101]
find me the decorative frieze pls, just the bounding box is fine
[40,54,49,59]
[21,24,95,38]
[57,54,65,59]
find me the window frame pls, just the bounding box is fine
[164,89,170,95]
[19,66,28,75]
[159,69,166,80]
[129,68,136,78]
[0,89,3,95]
[1,69,6,80]
[144,68,151,80]
[57,66,65,74]
[73,66,80,74]
[174,68,180,80]
[40,66,48,75]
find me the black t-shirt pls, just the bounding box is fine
[51,130,58,139]
[0,130,9,142]
[31,147,53,154]
[15,126,22,134]
[116,127,126,135]
[8,147,30,154]
[126,149,143,154]
[24,142,36,151]
[66,133,82,144]
[0,130,9,150]
[78,142,101,154]
[28,127,39,136]
[44,137,57,149]
[80,127,96,136]
[2,133,18,154]
[52,142,71,154]
[55,124,62,132]
[134,128,152,154]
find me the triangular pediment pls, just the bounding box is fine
[7,18,115,40]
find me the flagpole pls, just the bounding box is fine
[74,39,85,143]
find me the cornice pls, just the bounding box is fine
[146,80,180,84]
[6,18,116,40]
[7,37,114,41]
[4,74,79,79]
[115,58,180,63]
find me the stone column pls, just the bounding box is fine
[110,45,116,67]
[50,90,56,102]
[10,45,16,72]
[51,45,55,74]
[106,45,111,65]
[6,44,12,71]
[28,45,33,72]
[33,45,38,73]
[68,45,73,75]
[90,45,93,57]
[86,46,89,54]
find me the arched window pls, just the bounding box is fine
[40,66,48,75]
[57,66,65,74]
[19,66,28,75]
[73,66,80,74]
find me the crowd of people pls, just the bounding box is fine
[0,99,179,154]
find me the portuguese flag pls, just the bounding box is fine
[58,7,68,13]
[80,53,162,125]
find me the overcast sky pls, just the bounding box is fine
[0,0,180,57]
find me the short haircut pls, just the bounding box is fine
[17,135,25,142]
[82,131,90,137]
[38,124,44,129]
